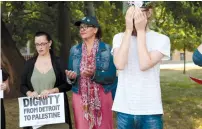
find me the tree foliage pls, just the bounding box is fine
[2,1,201,52]
[151,1,202,51]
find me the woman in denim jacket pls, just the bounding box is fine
[193,44,202,66]
[65,16,117,129]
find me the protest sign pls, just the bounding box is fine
[18,93,65,127]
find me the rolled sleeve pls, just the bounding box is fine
[111,33,123,55]
[193,49,202,66]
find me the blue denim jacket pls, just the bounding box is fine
[68,41,117,94]
[193,49,202,67]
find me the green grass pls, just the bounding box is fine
[161,69,202,129]
[4,69,202,129]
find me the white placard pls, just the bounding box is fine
[32,125,43,129]
[0,69,4,98]
[18,93,65,127]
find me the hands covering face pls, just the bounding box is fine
[125,6,148,32]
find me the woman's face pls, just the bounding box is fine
[34,35,52,56]
[79,24,98,39]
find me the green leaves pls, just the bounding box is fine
[151,1,202,51]
[95,1,124,45]
[2,1,201,54]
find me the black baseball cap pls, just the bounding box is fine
[74,16,100,27]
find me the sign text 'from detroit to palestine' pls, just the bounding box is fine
[23,94,61,121]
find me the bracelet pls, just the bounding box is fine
[91,72,96,81]
[66,77,73,84]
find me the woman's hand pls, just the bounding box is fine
[1,78,10,93]
[26,91,39,98]
[81,65,95,77]
[0,83,8,91]
[40,89,51,99]
[65,70,77,80]
[40,88,59,99]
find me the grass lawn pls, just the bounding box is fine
[4,68,202,129]
[162,69,202,129]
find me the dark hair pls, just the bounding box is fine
[95,27,102,39]
[34,31,54,55]
[35,31,52,47]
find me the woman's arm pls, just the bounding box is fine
[113,6,135,70]
[66,47,78,85]
[193,44,202,66]
[113,31,132,70]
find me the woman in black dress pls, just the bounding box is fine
[1,68,10,129]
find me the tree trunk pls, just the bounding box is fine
[183,43,186,74]
[84,1,95,16]
[1,20,25,98]
[58,2,72,67]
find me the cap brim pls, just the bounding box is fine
[74,21,82,26]
[74,20,99,27]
